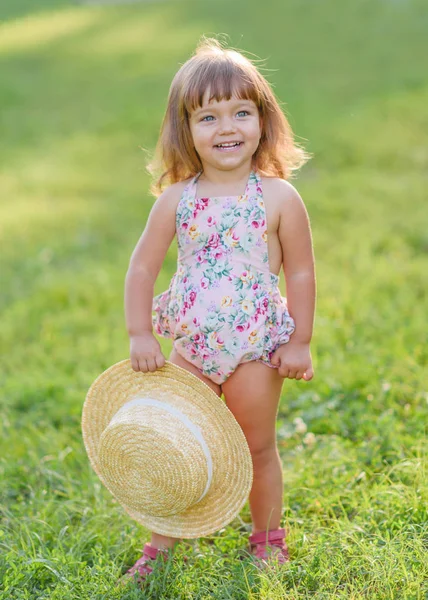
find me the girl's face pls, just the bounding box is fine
[189,92,262,173]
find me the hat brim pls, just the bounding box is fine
[82,360,253,538]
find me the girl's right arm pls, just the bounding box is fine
[124,183,184,372]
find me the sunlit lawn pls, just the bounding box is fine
[0,0,427,598]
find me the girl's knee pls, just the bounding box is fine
[249,442,278,466]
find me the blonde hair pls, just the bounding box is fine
[147,37,311,196]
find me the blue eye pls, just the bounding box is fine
[201,115,215,122]
[237,110,249,117]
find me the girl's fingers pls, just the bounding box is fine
[131,355,165,372]
[280,365,296,378]
[139,358,149,373]
[146,357,157,372]
[303,368,314,381]
[279,367,290,379]
[155,354,166,369]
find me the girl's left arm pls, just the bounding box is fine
[278,182,316,345]
[270,180,316,380]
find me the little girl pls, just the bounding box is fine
[124,37,316,582]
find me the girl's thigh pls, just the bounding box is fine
[168,346,222,397]
[221,361,284,454]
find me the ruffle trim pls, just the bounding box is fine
[152,288,177,338]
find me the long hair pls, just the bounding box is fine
[147,37,311,196]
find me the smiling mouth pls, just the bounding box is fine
[214,142,243,149]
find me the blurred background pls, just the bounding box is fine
[1,0,427,596]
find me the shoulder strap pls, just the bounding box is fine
[186,171,202,199]
[246,170,262,198]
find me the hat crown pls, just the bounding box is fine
[97,397,213,517]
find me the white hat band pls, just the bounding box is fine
[116,397,213,504]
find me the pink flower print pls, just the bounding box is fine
[201,347,213,360]
[213,250,223,260]
[193,198,209,218]
[240,270,255,286]
[207,216,217,227]
[193,317,200,327]
[256,296,270,316]
[251,220,260,229]
[194,333,207,349]
[252,283,259,290]
[236,322,251,333]
[201,277,209,289]
[183,277,188,283]
[208,232,221,248]
[197,249,208,264]
[182,222,189,229]
[181,290,197,316]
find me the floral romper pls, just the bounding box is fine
[152,170,296,385]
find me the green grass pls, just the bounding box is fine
[1,0,427,598]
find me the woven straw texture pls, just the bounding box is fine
[81,360,253,538]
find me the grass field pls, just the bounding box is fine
[1,0,427,598]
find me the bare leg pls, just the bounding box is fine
[150,532,180,550]
[150,346,223,550]
[221,361,284,534]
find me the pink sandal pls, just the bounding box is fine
[118,543,169,586]
[249,527,290,567]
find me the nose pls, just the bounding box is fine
[218,117,236,134]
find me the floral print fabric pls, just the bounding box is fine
[152,171,295,385]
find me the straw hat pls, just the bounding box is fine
[82,359,253,539]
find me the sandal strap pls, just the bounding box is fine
[249,527,286,546]
[125,543,168,578]
[129,557,154,577]
[142,542,168,561]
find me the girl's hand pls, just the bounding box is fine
[270,340,314,381]
[130,332,166,373]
